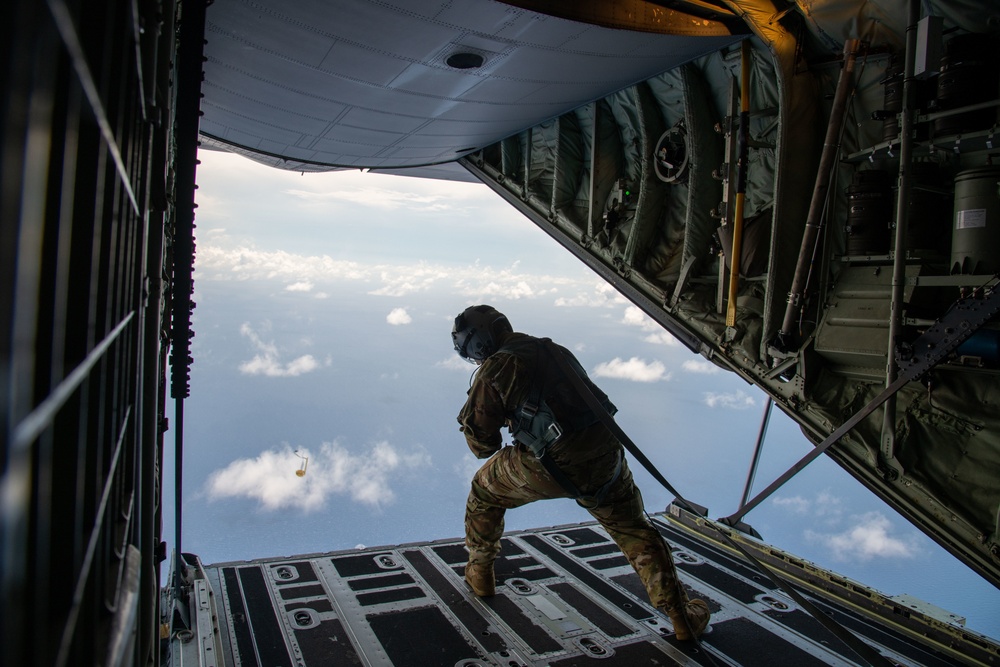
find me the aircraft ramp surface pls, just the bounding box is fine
[175,508,996,666]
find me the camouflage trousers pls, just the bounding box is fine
[465,444,684,610]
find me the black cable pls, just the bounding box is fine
[545,341,896,667]
[169,0,210,611]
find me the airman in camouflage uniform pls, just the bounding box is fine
[452,305,710,640]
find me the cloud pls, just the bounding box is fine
[238,322,320,377]
[196,244,591,303]
[196,245,371,283]
[453,263,564,301]
[773,490,844,517]
[240,354,319,377]
[682,359,719,374]
[771,492,916,562]
[622,305,652,328]
[773,489,845,531]
[386,307,412,325]
[284,186,459,213]
[369,265,450,297]
[643,331,681,346]
[454,453,483,481]
[806,512,920,562]
[205,441,431,511]
[480,280,538,299]
[814,489,844,519]
[272,166,505,215]
[772,495,811,514]
[437,355,473,371]
[703,389,756,409]
[592,357,671,382]
[620,305,680,346]
[555,282,625,308]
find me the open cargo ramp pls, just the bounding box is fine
[167,506,998,666]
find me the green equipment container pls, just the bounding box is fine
[951,166,1000,274]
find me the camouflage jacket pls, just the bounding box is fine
[457,332,622,478]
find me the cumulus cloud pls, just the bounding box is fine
[454,453,483,481]
[437,355,472,371]
[814,489,844,519]
[622,305,651,328]
[205,441,431,511]
[771,489,843,523]
[196,245,370,283]
[386,308,412,325]
[453,263,564,301]
[806,512,920,562]
[554,282,624,308]
[238,322,320,377]
[643,331,681,346]
[285,186,458,212]
[196,244,592,304]
[703,389,756,409]
[620,305,680,346]
[772,495,811,514]
[682,359,720,374]
[773,489,845,528]
[592,357,671,382]
[369,264,450,297]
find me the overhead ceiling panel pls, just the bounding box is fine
[337,106,433,134]
[387,62,488,98]
[201,0,742,171]
[317,40,413,86]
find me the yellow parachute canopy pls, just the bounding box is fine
[294,450,309,477]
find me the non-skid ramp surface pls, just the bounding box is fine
[202,515,976,666]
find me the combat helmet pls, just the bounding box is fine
[452,305,512,364]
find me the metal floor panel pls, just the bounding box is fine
[201,515,983,666]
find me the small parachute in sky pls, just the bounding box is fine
[294,450,309,477]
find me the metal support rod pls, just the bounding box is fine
[523,127,531,198]
[726,39,751,328]
[461,157,709,354]
[726,285,1000,525]
[55,407,132,666]
[171,0,210,605]
[880,0,920,472]
[550,116,561,219]
[587,102,599,238]
[47,0,140,215]
[173,400,184,594]
[138,209,164,666]
[739,397,772,509]
[777,39,861,346]
[725,370,903,525]
[12,312,134,452]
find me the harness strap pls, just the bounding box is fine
[507,338,557,458]
[512,420,561,459]
[537,448,622,508]
[542,340,893,667]
[505,338,622,504]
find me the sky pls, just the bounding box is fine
[163,149,999,641]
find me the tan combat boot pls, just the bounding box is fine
[667,598,711,641]
[464,561,495,597]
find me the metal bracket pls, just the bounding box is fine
[723,285,1000,526]
[896,283,1000,378]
